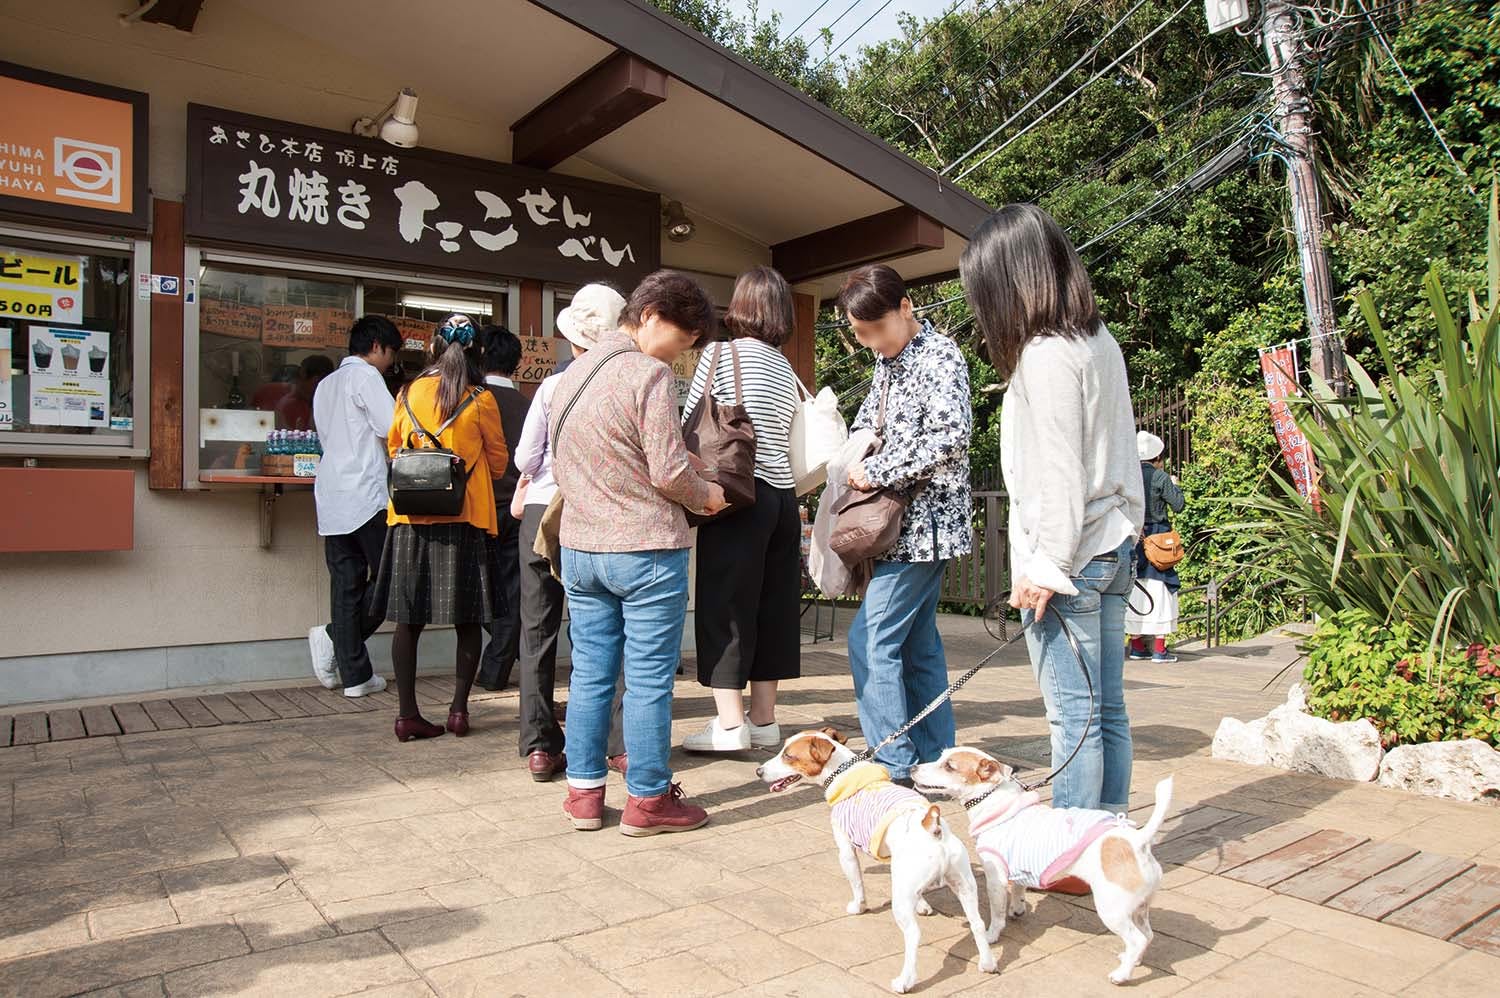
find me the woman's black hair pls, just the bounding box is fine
[415,320,482,422]
[959,203,1102,380]
[836,264,908,322]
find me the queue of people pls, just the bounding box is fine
[304,203,1167,836]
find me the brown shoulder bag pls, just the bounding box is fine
[682,340,757,527]
[828,378,909,563]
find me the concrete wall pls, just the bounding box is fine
[0,1,751,703]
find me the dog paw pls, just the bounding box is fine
[890,973,916,994]
[978,955,999,974]
[1108,967,1132,986]
[846,900,866,915]
[916,898,934,916]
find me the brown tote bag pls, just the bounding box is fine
[682,340,757,527]
[828,378,909,563]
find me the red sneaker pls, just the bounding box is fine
[563,785,605,831]
[620,783,708,837]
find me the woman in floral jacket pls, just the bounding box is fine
[841,264,973,784]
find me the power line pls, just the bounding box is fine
[941,0,1154,176]
[953,0,1198,182]
[1350,0,1477,196]
[815,0,898,71]
[780,0,836,45]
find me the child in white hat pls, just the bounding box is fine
[1126,431,1185,662]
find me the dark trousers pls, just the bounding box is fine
[478,512,522,689]
[517,504,622,757]
[323,510,387,687]
[695,480,802,688]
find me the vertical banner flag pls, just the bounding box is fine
[1258,342,1319,505]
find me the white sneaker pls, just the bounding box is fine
[746,716,782,749]
[682,716,752,752]
[308,625,338,689]
[344,674,387,698]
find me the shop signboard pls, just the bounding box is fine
[186,105,660,289]
[0,247,85,324]
[0,61,149,231]
[517,331,564,384]
[199,297,263,340]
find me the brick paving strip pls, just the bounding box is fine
[1159,802,1500,956]
[0,677,514,746]
[2,638,1497,968]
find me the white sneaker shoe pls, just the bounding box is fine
[344,674,387,698]
[682,716,752,752]
[308,626,338,689]
[746,716,782,749]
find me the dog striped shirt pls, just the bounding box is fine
[825,762,931,861]
[972,793,1123,890]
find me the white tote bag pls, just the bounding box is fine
[788,377,849,496]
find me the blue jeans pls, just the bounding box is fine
[562,547,689,798]
[1024,540,1135,812]
[847,559,953,780]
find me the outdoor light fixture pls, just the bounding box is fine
[663,200,696,242]
[398,293,492,316]
[1203,0,1251,34]
[353,88,420,148]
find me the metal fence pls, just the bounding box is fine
[1133,387,1192,470]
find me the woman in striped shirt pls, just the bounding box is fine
[681,266,803,752]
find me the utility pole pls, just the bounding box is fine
[1260,0,1348,395]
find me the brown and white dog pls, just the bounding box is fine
[756,728,998,994]
[913,747,1173,986]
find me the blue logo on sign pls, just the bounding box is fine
[159,276,179,294]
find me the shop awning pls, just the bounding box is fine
[244,0,993,298]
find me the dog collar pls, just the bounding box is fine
[963,785,1001,811]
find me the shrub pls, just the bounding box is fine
[1303,610,1500,748]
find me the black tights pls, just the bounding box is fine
[392,622,483,718]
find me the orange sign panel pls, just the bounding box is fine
[0,73,137,216]
[261,305,324,349]
[199,298,263,341]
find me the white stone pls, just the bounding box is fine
[1284,683,1308,713]
[1378,739,1500,803]
[1260,703,1384,782]
[1212,716,1270,766]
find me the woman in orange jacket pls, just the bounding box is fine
[372,314,509,742]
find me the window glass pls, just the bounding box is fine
[362,280,506,394]
[1,241,133,439]
[197,264,353,476]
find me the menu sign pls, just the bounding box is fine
[186,105,660,288]
[199,298,263,340]
[0,61,149,231]
[0,247,85,324]
[259,305,352,350]
[28,325,109,427]
[517,332,564,384]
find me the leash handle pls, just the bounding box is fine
[846,598,1096,794]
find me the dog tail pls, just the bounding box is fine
[920,803,943,839]
[1130,776,1174,847]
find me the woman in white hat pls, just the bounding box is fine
[1125,431,1185,662]
[509,283,629,781]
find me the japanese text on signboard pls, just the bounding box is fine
[186,105,659,288]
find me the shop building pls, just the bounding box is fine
[0,0,992,705]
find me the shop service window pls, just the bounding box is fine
[1,240,134,441]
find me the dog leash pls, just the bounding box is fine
[832,600,1095,796]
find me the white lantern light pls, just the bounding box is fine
[1205,0,1252,34]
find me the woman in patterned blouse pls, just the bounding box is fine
[841,264,973,785]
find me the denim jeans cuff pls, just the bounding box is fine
[566,775,606,790]
[626,781,671,799]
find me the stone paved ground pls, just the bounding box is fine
[2,618,1498,997]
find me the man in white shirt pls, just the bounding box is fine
[308,315,402,697]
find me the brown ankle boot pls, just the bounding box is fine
[563,785,605,831]
[620,783,708,837]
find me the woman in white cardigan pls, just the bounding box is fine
[960,204,1144,814]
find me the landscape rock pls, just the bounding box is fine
[1378,739,1500,803]
[1212,716,1270,766]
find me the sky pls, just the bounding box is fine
[727,0,961,66]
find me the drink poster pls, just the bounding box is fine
[1,247,85,324]
[28,325,109,427]
[1258,342,1320,507]
[0,328,12,429]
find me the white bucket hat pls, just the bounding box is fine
[1137,430,1166,462]
[557,283,626,351]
